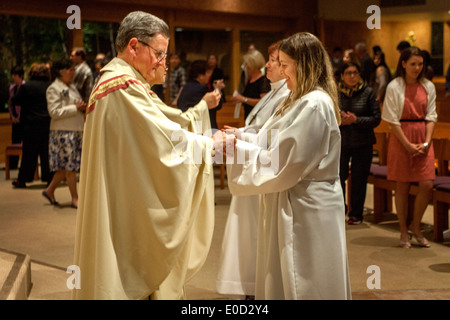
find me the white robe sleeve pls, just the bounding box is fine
[227,94,339,196]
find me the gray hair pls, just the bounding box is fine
[355,42,366,51]
[115,11,170,53]
[243,50,266,71]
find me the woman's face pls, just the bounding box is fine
[265,50,285,83]
[207,55,217,68]
[278,51,297,91]
[343,52,350,64]
[60,66,75,84]
[373,55,381,66]
[169,54,180,68]
[341,66,361,88]
[402,55,423,81]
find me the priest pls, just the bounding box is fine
[72,11,223,300]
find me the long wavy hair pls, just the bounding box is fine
[275,32,341,125]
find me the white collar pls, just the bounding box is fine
[270,79,286,91]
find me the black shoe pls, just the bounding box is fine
[42,190,58,205]
[12,180,26,188]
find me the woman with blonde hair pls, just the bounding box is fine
[343,49,360,66]
[233,49,270,119]
[226,32,351,300]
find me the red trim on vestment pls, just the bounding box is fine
[86,75,145,115]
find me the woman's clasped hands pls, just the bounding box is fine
[212,128,237,157]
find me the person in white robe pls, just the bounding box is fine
[72,11,223,300]
[226,32,351,300]
[216,41,290,298]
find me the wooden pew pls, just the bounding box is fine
[433,184,450,242]
[367,131,393,222]
[431,138,450,241]
[4,144,40,181]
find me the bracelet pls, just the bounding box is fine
[243,97,248,103]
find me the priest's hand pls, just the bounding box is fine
[202,90,221,110]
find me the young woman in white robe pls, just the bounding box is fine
[226,32,351,300]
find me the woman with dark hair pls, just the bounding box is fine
[8,65,26,169]
[177,60,224,129]
[338,62,381,225]
[43,58,86,208]
[382,46,437,248]
[12,63,52,188]
[373,51,391,102]
[205,53,225,92]
[225,32,351,300]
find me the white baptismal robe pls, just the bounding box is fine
[227,89,351,300]
[73,58,215,300]
[216,80,289,296]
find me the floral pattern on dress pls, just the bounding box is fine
[49,130,83,172]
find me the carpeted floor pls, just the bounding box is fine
[0,166,449,300]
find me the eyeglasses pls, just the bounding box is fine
[138,40,167,62]
[344,71,360,76]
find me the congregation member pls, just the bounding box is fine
[70,48,94,103]
[382,46,437,249]
[354,42,375,86]
[232,49,271,119]
[72,11,226,300]
[372,50,391,103]
[43,58,86,208]
[148,64,221,134]
[225,32,351,300]
[8,66,25,169]
[216,40,289,299]
[343,49,360,66]
[11,63,53,188]
[177,59,224,129]
[168,52,187,107]
[206,53,225,94]
[338,62,381,225]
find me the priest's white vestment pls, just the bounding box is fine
[216,80,289,296]
[227,89,351,300]
[72,58,215,300]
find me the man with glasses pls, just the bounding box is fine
[73,11,223,300]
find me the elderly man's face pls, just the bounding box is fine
[134,34,169,84]
[151,64,167,86]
